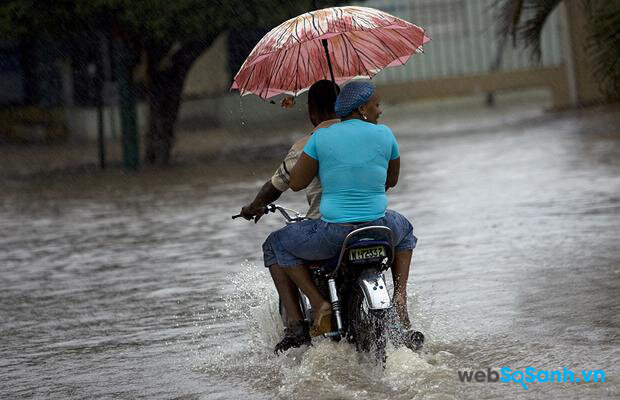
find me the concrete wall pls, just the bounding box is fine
[183,32,231,97]
[64,103,149,142]
[378,67,570,109]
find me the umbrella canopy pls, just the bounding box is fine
[231,6,430,99]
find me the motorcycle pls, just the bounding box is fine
[234,204,424,363]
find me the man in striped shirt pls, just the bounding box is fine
[238,80,339,353]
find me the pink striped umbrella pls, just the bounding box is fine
[231,6,430,99]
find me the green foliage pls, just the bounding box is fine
[586,1,620,99]
[0,0,348,44]
[495,0,562,62]
[0,0,352,75]
[496,0,620,100]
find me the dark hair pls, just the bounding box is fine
[308,80,340,115]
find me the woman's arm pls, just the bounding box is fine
[289,152,318,191]
[386,157,400,189]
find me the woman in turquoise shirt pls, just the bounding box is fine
[263,81,418,353]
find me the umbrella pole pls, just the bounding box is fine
[321,39,337,91]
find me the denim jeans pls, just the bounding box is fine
[263,209,416,268]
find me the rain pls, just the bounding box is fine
[0,1,618,399]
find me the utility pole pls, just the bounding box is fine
[95,31,114,170]
[113,35,139,170]
[87,60,105,169]
[486,34,507,107]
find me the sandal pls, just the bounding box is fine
[310,307,332,337]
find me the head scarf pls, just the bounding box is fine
[334,81,375,117]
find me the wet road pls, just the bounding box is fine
[1,102,619,399]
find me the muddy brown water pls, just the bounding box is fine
[1,103,618,399]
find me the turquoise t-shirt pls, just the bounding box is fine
[303,119,400,223]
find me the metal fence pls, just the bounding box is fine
[351,0,566,84]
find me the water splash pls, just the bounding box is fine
[187,261,461,399]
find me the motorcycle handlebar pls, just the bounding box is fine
[232,204,306,223]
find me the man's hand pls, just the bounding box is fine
[239,180,283,223]
[240,203,267,223]
[280,96,295,109]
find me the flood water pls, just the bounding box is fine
[1,100,619,399]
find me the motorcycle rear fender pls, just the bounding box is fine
[357,270,392,310]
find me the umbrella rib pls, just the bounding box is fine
[391,28,422,49]
[302,13,309,42]
[279,44,298,94]
[263,47,288,98]
[312,39,327,80]
[352,14,375,30]
[283,47,298,92]
[241,64,257,94]
[306,40,313,84]
[367,30,404,65]
[295,42,302,93]
[293,18,301,43]
[311,12,321,36]
[340,34,354,78]
[334,8,342,31]
[275,23,290,48]
[341,35,353,78]
[372,9,393,25]
[343,34,372,77]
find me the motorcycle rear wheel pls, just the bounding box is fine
[346,289,388,364]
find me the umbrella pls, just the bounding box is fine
[231,6,430,99]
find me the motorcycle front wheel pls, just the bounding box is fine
[346,289,388,364]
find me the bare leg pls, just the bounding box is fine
[392,250,412,329]
[281,264,330,314]
[269,265,303,322]
[270,264,314,354]
[280,265,332,336]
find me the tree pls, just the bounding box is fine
[0,0,348,165]
[585,1,620,98]
[496,0,620,100]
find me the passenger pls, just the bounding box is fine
[262,81,418,352]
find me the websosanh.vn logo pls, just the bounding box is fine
[457,367,605,390]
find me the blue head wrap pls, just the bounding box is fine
[334,81,375,117]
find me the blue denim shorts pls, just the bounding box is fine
[263,209,417,268]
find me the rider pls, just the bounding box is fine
[262,81,419,352]
[239,80,340,352]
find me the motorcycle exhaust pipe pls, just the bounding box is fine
[327,278,344,336]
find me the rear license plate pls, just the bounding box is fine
[349,246,386,261]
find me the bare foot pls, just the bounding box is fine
[310,301,332,336]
